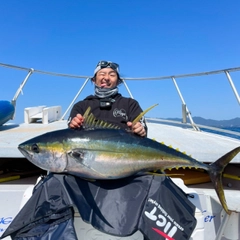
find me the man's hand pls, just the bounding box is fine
[69,114,84,129]
[127,121,146,137]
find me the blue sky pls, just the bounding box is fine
[1,0,240,123]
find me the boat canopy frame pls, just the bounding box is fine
[1,62,240,131]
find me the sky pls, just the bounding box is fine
[1,0,240,124]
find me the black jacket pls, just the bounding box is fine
[68,94,148,132]
[1,174,197,240]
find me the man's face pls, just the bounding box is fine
[95,68,118,88]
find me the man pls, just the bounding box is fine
[68,60,147,137]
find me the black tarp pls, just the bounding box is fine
[1,173,197,240]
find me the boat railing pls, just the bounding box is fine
[1,62,240,131]
[147,117,240,140]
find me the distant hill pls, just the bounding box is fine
[165,117,240,128]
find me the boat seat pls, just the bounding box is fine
[24,105,62,124]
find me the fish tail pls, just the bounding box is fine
[208,146,240,214]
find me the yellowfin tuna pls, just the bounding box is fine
[18,107,240,215]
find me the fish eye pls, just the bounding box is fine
[31,143,40,153]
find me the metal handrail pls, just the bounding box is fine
[1,62,240,80]
[1,62,240,130]
[146,118,240,138]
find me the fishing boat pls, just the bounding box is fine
[0,62,240,240]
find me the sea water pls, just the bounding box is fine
[202,126,240,141]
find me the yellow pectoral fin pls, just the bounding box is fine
[80,178,96,182]
[146,172,185,177]
[223,173,240,181]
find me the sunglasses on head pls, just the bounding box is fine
[96,61,119,70]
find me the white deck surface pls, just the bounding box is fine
[147,122,240,163]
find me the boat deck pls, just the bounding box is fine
[147,121,240,163]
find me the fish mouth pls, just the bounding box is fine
[18,145,33,161]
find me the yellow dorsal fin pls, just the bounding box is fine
[82,107,120,130]
[132,104,158,125]
[83,106,91,119]
[82,104,158,130]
